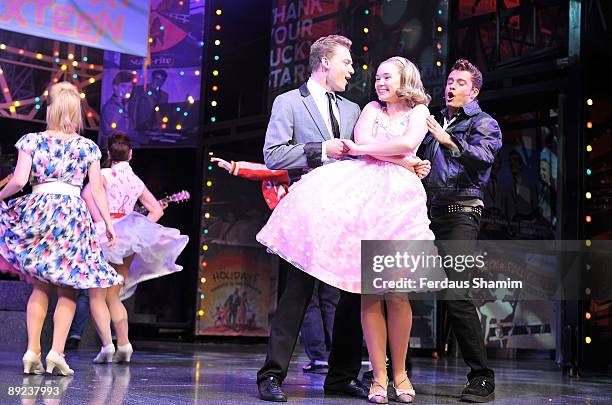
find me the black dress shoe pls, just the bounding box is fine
[324,379,368,398]
[302,361,329,374]
[460,376,495,403]
[65,338,80,350]
[258,376,287,402]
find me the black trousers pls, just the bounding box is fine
[257,264,363,389]
[430,211,495,380]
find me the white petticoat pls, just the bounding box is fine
[95,213,189,300]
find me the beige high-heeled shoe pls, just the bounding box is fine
[93,344,115,364]
[392,372,415,403]
[113,343,133,363]
[46,350,74,376]
[368,379,389,404]
[22,350,44,375]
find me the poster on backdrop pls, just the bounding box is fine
[268,0,373,106]
[268,0,448,107]
[0,0,149,56]
[478,115,559,350]
[197,152,281,336]
[98,0,204,148]
[195,246,278,337]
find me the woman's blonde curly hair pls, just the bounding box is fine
[382,56,431,106]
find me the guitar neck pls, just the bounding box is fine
[135,191,189,214]
[135,198,174,214]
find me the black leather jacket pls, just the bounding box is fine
[417,100,502,204]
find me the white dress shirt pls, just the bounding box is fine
[307,78,340,161]
[442,116,456,130]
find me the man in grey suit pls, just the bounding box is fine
[256,35,367,402]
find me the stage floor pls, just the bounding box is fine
[0,342,610,404]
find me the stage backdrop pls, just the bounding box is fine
[0,0,149,56]
[268,0,448,107]
[98,0,204,148]
[196,152,278,337]
[477,108,560,350]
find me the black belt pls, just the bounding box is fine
[430,203,483,217]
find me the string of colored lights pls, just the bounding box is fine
[209,7,223,124]
[435,1,449,70]
[584,97,594,346]
[198,150,214,320]
[0,42,101,127]
[362,7,369,73]
[197,5,224,322]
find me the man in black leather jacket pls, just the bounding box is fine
[418,58,502,403]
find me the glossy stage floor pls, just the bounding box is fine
[0,342,610,404]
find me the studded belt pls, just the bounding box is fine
[430,203,483,218]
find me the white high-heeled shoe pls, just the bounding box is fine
[93,344,115,364]
[113,343,133,363]
[392,373,415,403]
[368,379,389,404]
[46,350,74,376]
[22,350,44,375]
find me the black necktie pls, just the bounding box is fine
[326,92,340,138]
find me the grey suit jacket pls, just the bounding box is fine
[263,82,361,183]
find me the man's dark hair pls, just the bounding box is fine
[112,71,133,86]
[152,69,168,80]
[102,132,131,168]
[451,59,483,91]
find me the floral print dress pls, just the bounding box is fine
[0,132,123,288]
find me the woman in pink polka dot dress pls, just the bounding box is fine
[257,57,446,403]
[257,58,443,295]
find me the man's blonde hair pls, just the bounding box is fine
[382,57,431,106]
[46,82,83,134]
[309,35,352,72]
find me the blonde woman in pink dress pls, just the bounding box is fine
[82,133,188,364]
[257,57,446,403]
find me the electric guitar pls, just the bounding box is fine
[134,190,190,214]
